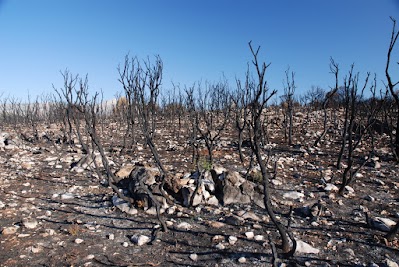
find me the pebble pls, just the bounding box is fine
[385,259,399,267]
[131,235,150,246]
[215,243,225,250]
[2,226,18,235]
[238,257,246,263]
[254,235,264,241]
[296,240,320,254]
[108,233,115,240]
[75,238,84,244]
[364,195,375,202]
[61,193,75,200]
[228,236,238,245]
[176,222,192,230]
[22,218,38,229]
[31,245,42,253]
[189,253,198,261]
[0,200,5,209]
[245,231,254,239]
[283,191,305,200]
[122,242,129,247]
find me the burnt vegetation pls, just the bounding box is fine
[0,18,399,267]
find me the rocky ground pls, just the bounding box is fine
[0,110,398,267]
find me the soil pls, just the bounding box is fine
[0,111,398,267]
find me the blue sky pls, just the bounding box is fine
[0,0,398,101]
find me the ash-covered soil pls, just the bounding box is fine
[0,111,398,267]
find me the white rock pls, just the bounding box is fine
[176,222,192,230]
[75,238,84,244]
[131,235,150,246]
[0,201,5,209]
[238,257,246,263]
[345,185,355,194]
[215,243,225,250]
[295,240,320,254]
[206,196,219,206]
[45,229,55,236]
[22,218,38,229]
[61,193,74,200]
[31,245,42,253]
[254,235,264,241]
[86,255,95,260]
[364,195,375,202]
[324,183,339,192]
[228,235,238,245]
[283,191,304,200]
[122,242,129,247]
[108,234,115,240]
[245,231,254,239]
[385,259,399,267]
[371,217,396,232]
[189,253,198,261]
[271,179,283,186]
[2,226,18,235]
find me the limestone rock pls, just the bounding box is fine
[2,226,19,235]
[131,234,150,246]
[22,218,38,229]
[283,191,304,200]
[296,240,320,254]
[370,217,396,232]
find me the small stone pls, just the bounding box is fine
[344,248,355,258]
[206,220,226,229]
[324,183,339,192]
[189,253,198,261]
[108,234,115,240]
[373,161,381,169]
[215,243,225,250]
[245,231,254,239]
[31,245,42,253]
[131,235,150,246]
[176,222,192,230]
[75,238,84,244]
[344,185,355,194]
[0,200,5,209]
[385,259,399,267]
[254,235,264,241]
[122,242,129,247]
[61,193,74,200]
[2,226,18,235]
[238,257,246,263]
[22,218,38,229]
[370,217,396,232]
[212,235,224,242]
[228,236,238,245]
[283,191,304,200]
[364,195,375,202]
[295,240,320,254]
[45,229,55,236]
[86,255,95,260]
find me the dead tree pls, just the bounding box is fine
[385,17,399,160]
[314,58,339,147]
[232,68,251,163]
[119,54,180,194]
[194,80,231,165]
[281,67,296,146]
[336,65,373,195]
[118,55,141,153]
[245,41,296,256]
[54,70,90,154]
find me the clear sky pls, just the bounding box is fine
[0,0,398,101]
